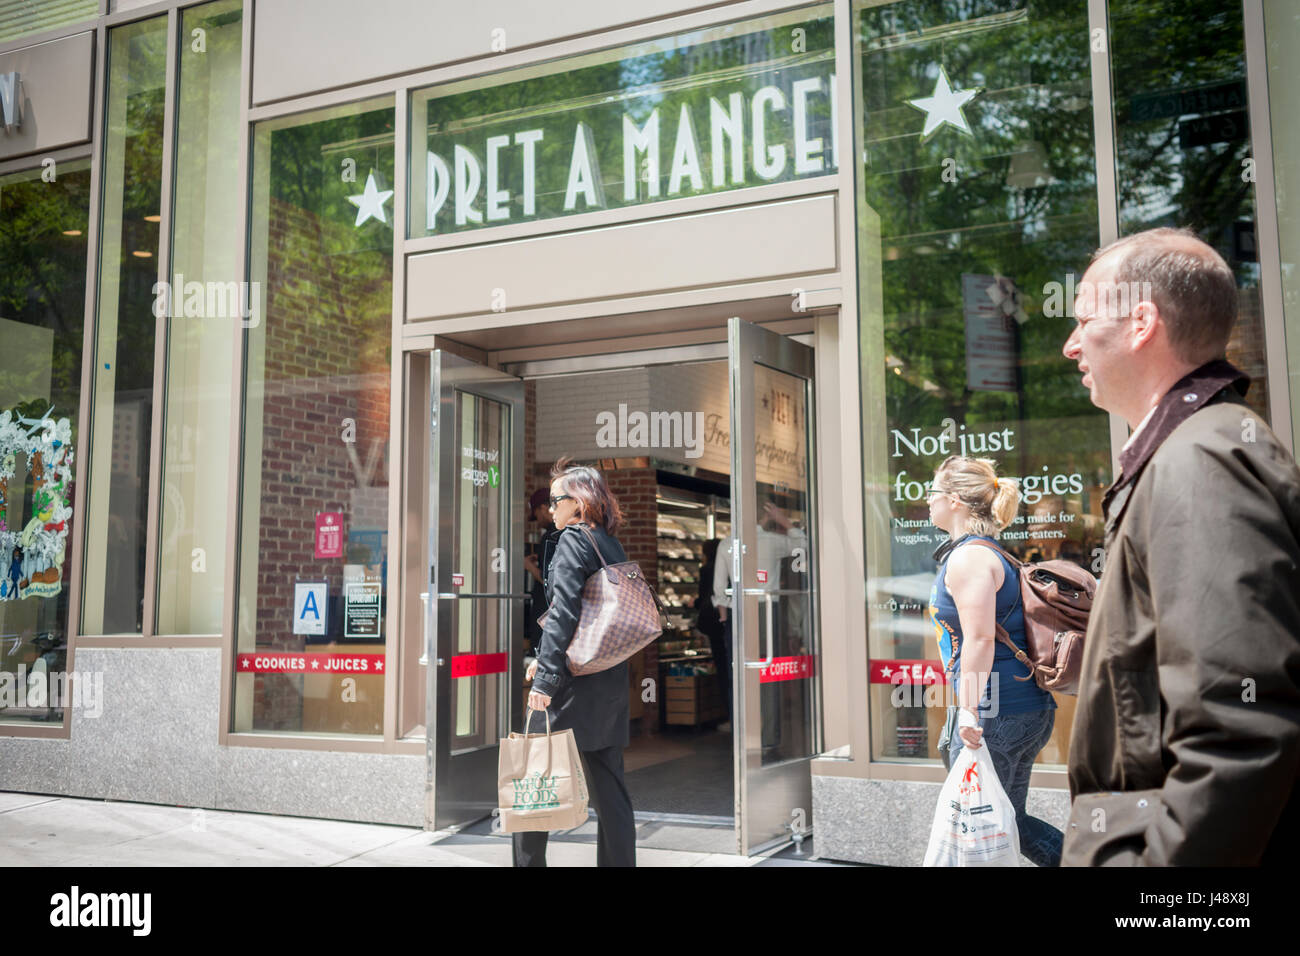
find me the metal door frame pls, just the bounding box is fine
[421,349,527,832]
[728,316,822,855]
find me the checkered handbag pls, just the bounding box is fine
[539,523,665,676]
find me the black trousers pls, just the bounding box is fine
[709,617,733,721]
[512,745,636,867]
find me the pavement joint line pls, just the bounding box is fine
[53,801,201,852]
[10,795,421,864]
[0,796,61,815]
[327,828,430,866]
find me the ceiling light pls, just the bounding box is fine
[143,215,161,223]
[131,250,152,258]
[62,229,82,236]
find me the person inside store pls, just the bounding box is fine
[926,455,1063,868]
[523,487,557,659]
[713,496,806,754]
[696,537,729,730]
[519,456,636,867]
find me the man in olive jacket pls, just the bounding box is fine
[1060,227,1300,865]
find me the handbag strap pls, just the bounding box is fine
[573,521,668,622]
[572,522,609,568]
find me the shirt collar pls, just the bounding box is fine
[1121,404,1159,455]
[1105,358,1249,510]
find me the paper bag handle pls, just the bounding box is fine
[522,706,554,780]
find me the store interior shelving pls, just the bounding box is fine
[655,481,730,726]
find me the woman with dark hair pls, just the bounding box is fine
[523,488,555,658]
[518,456,636,867]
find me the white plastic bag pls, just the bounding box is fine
[923,743,1020,866]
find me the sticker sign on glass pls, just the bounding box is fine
[293,582,327,636]
[315,512,343,558]
[344,582,382,639]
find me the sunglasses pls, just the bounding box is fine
[548,494,573,508]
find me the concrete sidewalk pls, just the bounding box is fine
[0,791,846,867]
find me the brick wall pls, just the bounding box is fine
[249,195,391,731]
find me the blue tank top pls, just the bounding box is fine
[927,534,1054,716]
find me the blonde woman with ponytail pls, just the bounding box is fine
[926,455,1063,867]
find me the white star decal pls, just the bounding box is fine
[880,665,892,678]
[907,66,981,141]
[376,660,384,671]
[240,657,249,669]
[346,170,394,227]
[311,659,320,669]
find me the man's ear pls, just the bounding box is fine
[1129,299,1161,351]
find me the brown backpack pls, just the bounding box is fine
[966,538,1096,696]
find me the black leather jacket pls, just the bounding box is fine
[530,522,631,751]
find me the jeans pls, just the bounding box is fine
[946,706,1063,868]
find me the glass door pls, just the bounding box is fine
[419,350,526,831]
[727,317,821,854]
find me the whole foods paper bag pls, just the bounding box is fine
[498,711,589,833]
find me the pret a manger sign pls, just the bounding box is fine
[416,26,837,235]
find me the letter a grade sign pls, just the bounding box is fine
[293,581,328,636]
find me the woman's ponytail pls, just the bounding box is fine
[990,474,1021,531]
[935,455,1021,537]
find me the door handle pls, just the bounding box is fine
[419,592,431,666]
[434,592,531,600]
[742,591,776,668]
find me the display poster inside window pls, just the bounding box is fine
[343,564,382,640]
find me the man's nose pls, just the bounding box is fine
[1062,326,1080,360]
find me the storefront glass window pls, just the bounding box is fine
[1263,0,1299,449]
[854,0,1110,765]
[0,159,90,723]
[81,15,166,635]
[154,0,243,635]
[235,98,394,735]
[408,5,835,238]
[1110,0,1269,421]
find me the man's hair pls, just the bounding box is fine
[1090,226,1237,365]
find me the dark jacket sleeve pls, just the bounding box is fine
[530,528,591,698]
[1135,411,1300,864]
